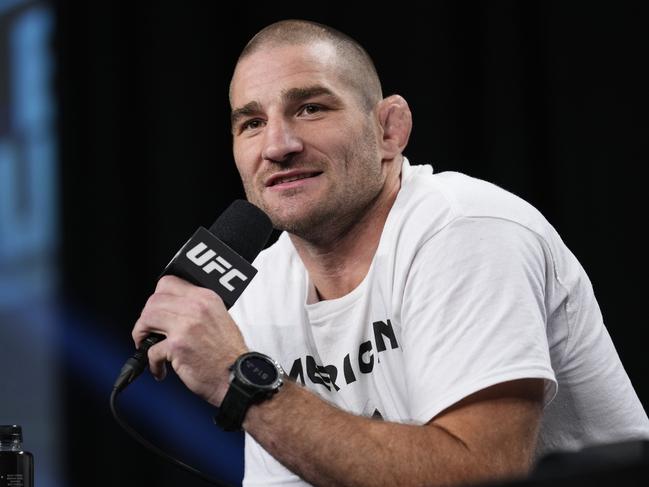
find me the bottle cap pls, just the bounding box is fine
[0,425,23,441]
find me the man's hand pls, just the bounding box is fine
[131,275,248,406]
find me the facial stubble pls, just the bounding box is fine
[242,121,383,244]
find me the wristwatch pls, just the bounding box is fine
[214,351,285,431]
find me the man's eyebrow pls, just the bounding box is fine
[281,85,341,104]
[231,101,263,127]
[230,86,342,128]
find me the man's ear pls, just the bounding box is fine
[376,95,412,160]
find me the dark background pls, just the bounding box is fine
[52,1,647,486]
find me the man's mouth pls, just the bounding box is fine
[266,171,322,187]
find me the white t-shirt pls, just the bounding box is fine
[230,158,649,486]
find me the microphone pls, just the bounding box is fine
[113,199,273,392]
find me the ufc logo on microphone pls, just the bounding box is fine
[186,242,248,291]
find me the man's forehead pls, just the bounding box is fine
[230,42,343,103]
[240,41,338,71]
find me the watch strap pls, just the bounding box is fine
[214,381,256,432]
[214,352,285,432]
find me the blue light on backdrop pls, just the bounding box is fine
[1,1,61,486]
[1,2,245,485]
[0,1,57,305]
[62,308,245,485]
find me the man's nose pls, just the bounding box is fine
[261,118,303,163]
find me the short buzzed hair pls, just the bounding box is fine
[233,19,383,111]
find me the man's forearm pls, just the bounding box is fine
[243,381,505,487]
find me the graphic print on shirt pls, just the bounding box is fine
[287,319,399,392]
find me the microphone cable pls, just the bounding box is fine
[110,332,232,486]
[109,386,232,487]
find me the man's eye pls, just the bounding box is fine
[300,104,322,115]
[242,119,263,131]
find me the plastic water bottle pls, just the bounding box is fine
[0,425,33,487]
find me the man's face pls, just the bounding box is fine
[230,42,385,240]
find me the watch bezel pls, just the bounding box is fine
[232,351,284,393]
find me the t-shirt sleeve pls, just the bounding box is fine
[400,216,557,424]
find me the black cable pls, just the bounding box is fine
[109,387,232,487]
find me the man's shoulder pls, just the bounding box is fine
[402,162,548,232]
[400,164,583,295]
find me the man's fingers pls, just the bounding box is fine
[132,299,197,347]
[143,293,213,321]
[132,284,228,348]
[154,276,227,311]
[155,275,199,296]
[131,307,172,348]
[147,341,169,381]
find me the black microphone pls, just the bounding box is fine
[113,199,273,392]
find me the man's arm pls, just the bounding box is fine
[244,378,543,487]
[133,275,544,487]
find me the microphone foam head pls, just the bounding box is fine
[209,200,273,262]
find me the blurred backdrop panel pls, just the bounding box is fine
[0,1,61,486]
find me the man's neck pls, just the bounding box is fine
[289,167,402,302]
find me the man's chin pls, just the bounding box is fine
[267,211,309,233]
[249,189,333,237]
[267,207,325,237]
[260,194,315,221]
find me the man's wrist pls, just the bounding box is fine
[214,351,285,431]
[242,375,296,431]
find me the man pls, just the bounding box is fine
[132,20,649,486]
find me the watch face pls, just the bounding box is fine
[239,354,279,387]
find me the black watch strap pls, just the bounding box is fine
[214,352,284,432]
[214,381,254,432]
